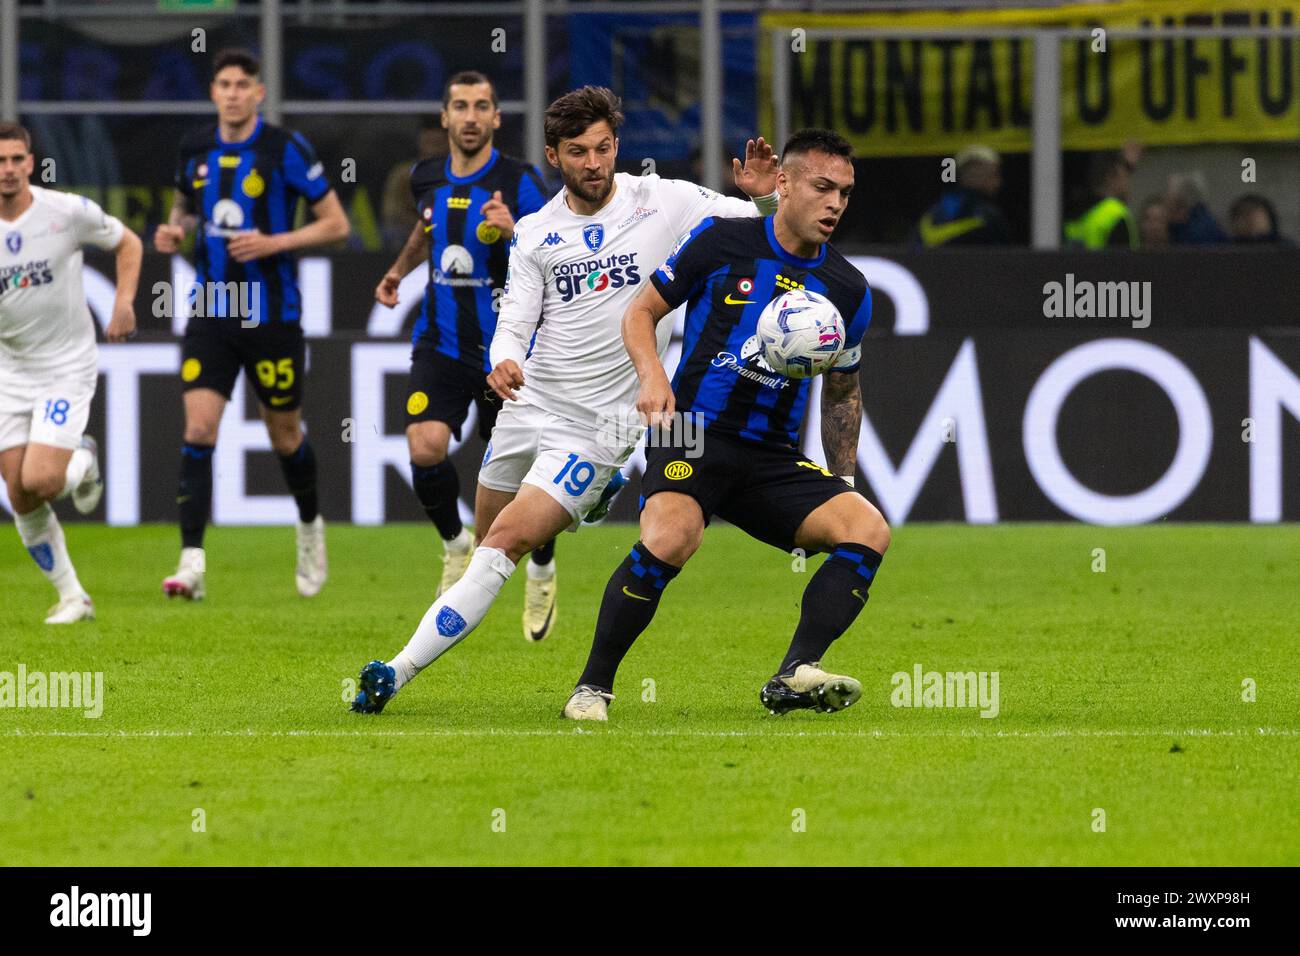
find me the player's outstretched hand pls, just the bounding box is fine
[479,190,516,241]
[375,272,401,307]
[487,359,525,401]
[154,224,185,253]
[733,136,779,197]
[106,302,137,343]
[636,371,676,430]
[227,230,284,263]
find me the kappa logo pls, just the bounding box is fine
[4,231,19,255]
[539,232,564,247]
[582,223,604,252]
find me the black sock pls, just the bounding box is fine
[278,439,319,524]
[577,542,680,692]
[530,539,555,566]
[778,543,884,675]
[178,442,214,549]
[410,460,462,540]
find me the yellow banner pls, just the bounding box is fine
[760,0,1299,156]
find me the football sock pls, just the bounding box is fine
[178,442,214,550]
[527,539,556,578]
[389,546,516,689]
[576,542,680,692]
[777,543,883,676]
[55,445,94,500]
[411,460,463,541]
[278,438,319,524]
[15,503,84,600]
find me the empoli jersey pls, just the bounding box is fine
[174,116,333,324]
[651,215,872,449]
[410,148,550,373]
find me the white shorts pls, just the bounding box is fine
[478,399,634,531]
[0,360,97,453]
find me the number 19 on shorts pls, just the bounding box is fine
[553,453,596,496]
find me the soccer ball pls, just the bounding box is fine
[755,289,845,379]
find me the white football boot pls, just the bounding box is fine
[45,594,95,624]
[70,435,103,515]
[760,663,862,715]
[522,568,557,642]
[295,515,328,597]
[162,547,206,601]
[562,685,614,721]
[437,528,473,597]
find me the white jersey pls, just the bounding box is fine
[493,172,766,428]
[0,185,124,371]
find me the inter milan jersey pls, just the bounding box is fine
[410,148,549,373]
[651,215,872,449]
[174,117,332,324]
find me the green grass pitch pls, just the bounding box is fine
[2,522,1297,866]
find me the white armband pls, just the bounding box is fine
[752,190,779,216]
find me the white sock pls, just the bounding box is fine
[444,526,474,553]
[56,446,93,500]
[15,504,84,600]
[526,555,555,581]
[390,546,516,689]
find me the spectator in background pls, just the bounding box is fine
[911,144,1009,247]
[1228,194,1293,246]
[381,124,447,251]
[1064,142,1140,249]
[1164,172,1228,245]
[1138,195,1170,249]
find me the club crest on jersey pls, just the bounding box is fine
[4,231,19,255]
[241,169,265,199]
[582,224,604,252]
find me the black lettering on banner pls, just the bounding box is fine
[1009,38,1032,128]
[1258,10,1293,116]
[792,41,836,129]
[842,40,875,133]
[931,39,962,132]
[1076,36,1110,125]
[1140,27,1176,120]
[964,39,1001,129]
[1219,32,1249,116]
[1182,36,1213,121]
[885,39,923,133]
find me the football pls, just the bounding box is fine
[755,288,846,378]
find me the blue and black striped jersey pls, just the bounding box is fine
[410,148,550,373]
[174,117,332,324]
[651,215,872,449]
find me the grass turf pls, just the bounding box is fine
[1,522,1297,866]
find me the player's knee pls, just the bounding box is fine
[183,420,220,446]
[847,500,890,554]
[21,469,63,502]
[640,523,701,568]
[480,522,536,565]
[407,429,448,467]
[269,430,302,457]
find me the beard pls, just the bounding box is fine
[453,128,488,158]
[563,165,615,205]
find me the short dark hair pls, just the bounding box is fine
[0,122,31,151]
[544,86,623,149]
[1230,193,1278,228]
[442,70,498,109]
[781,128,853,164]
[213,48,260,81]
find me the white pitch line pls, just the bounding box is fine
[2,728,1298,739]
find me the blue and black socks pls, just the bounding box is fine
[777,542,883,676]
[178,442,214,549]
[411,459,462,540]
[577,541,680,692]
[278,439,319,524]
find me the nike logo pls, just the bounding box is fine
[724,293,755,305]
[622,586,651,602]
[269,396,293,406]
[851,589,866,605]
[528,603,555,641]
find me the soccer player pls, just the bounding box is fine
[0,122,141,623]
[154,48,349,601]
[349,86,780,713]
[563,128,890,720]
[371,70,559,638]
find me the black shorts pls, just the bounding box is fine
[641,431,853,554]
[181,318,305,411]
[405,345,502,441]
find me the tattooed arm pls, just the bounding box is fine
[821,371,862,483]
